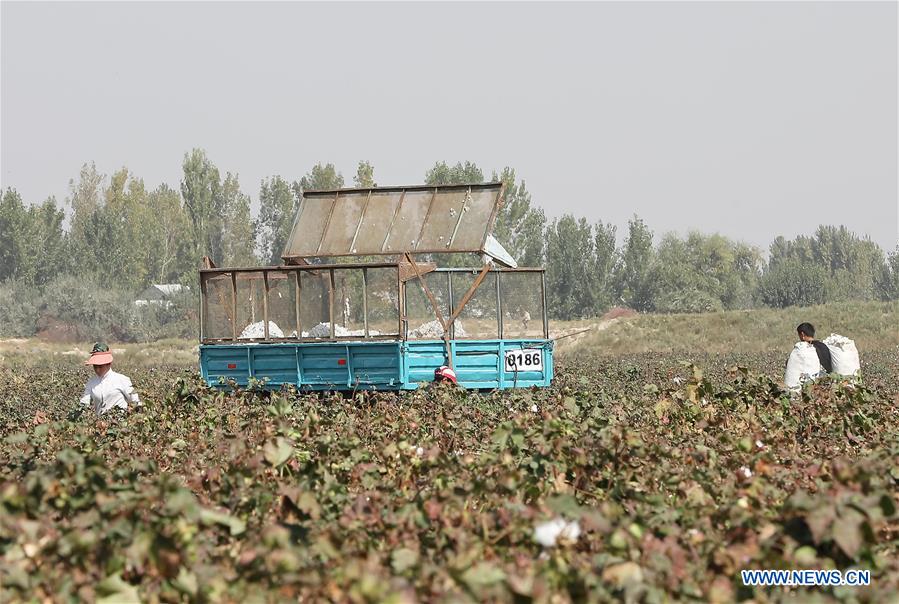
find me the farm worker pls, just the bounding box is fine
[79,343,141,415]
[434,365,458,385]
[796,323,833,374]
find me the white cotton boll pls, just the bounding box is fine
[672,377,683,385]
[740,466,753,478]
[533,518,581,547]
[415,446,424,457]
[755,440,765,450]
[823,333,852,348]
[531,404,539,413]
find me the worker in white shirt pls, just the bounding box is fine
[79,343,141,415]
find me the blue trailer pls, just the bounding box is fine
[198,183,553,391]
[200,339,553,391]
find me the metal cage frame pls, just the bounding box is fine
[199,262,547,345]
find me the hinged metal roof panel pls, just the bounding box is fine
[281,182,504,260]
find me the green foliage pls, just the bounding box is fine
[491,167,546,268]
[139,184,195,285]
[653,288,724,314]
[765,227,890,307]
[297,163,345,193]
[130,290,197,342]
[877,247,899,301]
[181,149,226,264]
[424,161,484,186]
[650,233,762,313]
[0,280,40,337]
[220,174,257,268]
[758,258,828,308]
[592,221,618,309]
[5,153,897,323]
[66,162,105,247]
[0,189,66,286]
[353,161,376,188]
[1,353,898,601]
[257,176,298,265]
[614,216,656,312]
[545,215,598,319]
[38,274,138,342]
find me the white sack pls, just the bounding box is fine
[784,342,822,390]
[823,333,861,376]
[239,321,283,339]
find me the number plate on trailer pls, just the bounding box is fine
[504,349,543,372]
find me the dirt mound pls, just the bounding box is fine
[35,316,84,344]
[600,307,638,321]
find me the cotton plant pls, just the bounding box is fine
[533,517,582,547]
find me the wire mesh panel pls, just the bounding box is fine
[299,271,332,338]
[235,272,269,339]
[500,272,545,338]
[451,271,499,339]
[202,273,235,339]
[366,267,400,336]
[405,272,451,339]
[200,266,547,344]
[266,271,299,338]
[383,189,434,253]
[352,191,401,254]
[319,195,368,253]
[282,183,503,260]
[445,188,500,250]
[331,268,366,336]
[416,189,467,250]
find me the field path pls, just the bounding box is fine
[551,317,622,353]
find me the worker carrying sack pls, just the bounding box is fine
[823,333,861,376]
[784,341,823,390]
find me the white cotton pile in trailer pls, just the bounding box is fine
[239,321,284,339]
[784,341,822,390]
[408,320,466,339]
[305,322,382,338]
[823,333,861,376]
[285,326,383,338]
[307,322,348,338]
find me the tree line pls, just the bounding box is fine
[1,148,897,338]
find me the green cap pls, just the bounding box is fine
[91,342,109,354]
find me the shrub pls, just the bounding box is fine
[758,259,828,308]
[653,288,723,314]
[39,275,139,342]
[0,280,40,337]
[131,290,198,342]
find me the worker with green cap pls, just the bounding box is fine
[79,343,141,415]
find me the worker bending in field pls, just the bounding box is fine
[79,343,141,415]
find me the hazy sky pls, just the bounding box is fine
[2,1,897,252]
